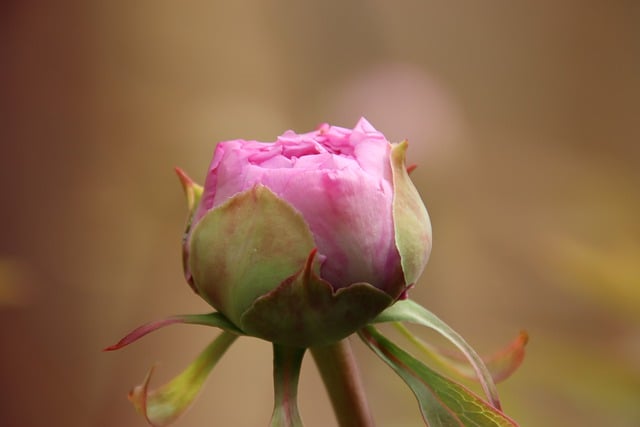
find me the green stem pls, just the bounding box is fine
[271,344,305,427]
[310,339,375,427]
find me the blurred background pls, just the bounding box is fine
[1,1,639,426]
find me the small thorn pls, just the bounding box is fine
[406,164,418,174]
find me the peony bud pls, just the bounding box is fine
[184,118,431,346]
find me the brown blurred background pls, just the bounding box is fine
[1,1,639,426]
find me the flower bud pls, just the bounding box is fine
[184,118,431,346]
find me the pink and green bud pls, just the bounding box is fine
[184,118,431,346]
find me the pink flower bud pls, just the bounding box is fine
[185,118,431,346]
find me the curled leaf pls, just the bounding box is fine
[104,312,242,352]
[394,323,528,384]
[359,326,519,427]
[129,331,238,427]
[372,299,502,409]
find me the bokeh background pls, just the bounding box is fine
[1,1,639,426]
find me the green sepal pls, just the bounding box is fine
[175,167,204,293]
[359,326,519,427]
[390,141,432,286]
[372,299,502,409]
[241,250,393,347]
[189,185,317,328]
[128,331,238,427]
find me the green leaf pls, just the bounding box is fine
[189,185,317,327]
[394,323,528,384]
[372,299,502,409]
[359,327,519,427]
[129,331,238,426]
[104,312,243,352]
[390,140,432,286]
[270,345,306,427]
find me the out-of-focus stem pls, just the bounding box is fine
[310,339,374,427]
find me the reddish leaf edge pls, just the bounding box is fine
[103,312,242,352]
[394,323,528,384]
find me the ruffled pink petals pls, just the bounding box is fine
[186,119,410,299]
[272,166,399,292]
[353,116,379,134]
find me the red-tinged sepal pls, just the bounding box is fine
[104,312,242,352]
[128,332,237,427]
[175,167,204,217]
[394,323,528,384]
[240,249,393,348]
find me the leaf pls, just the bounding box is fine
[359,326,519,427]
[394,323,528,384]
[270,344,306,427]
[103,312,242,351]
[129,331,238,427]
[372,299,502,409]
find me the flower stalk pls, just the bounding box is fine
[310,339,374,427]
[271,345,305,427]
